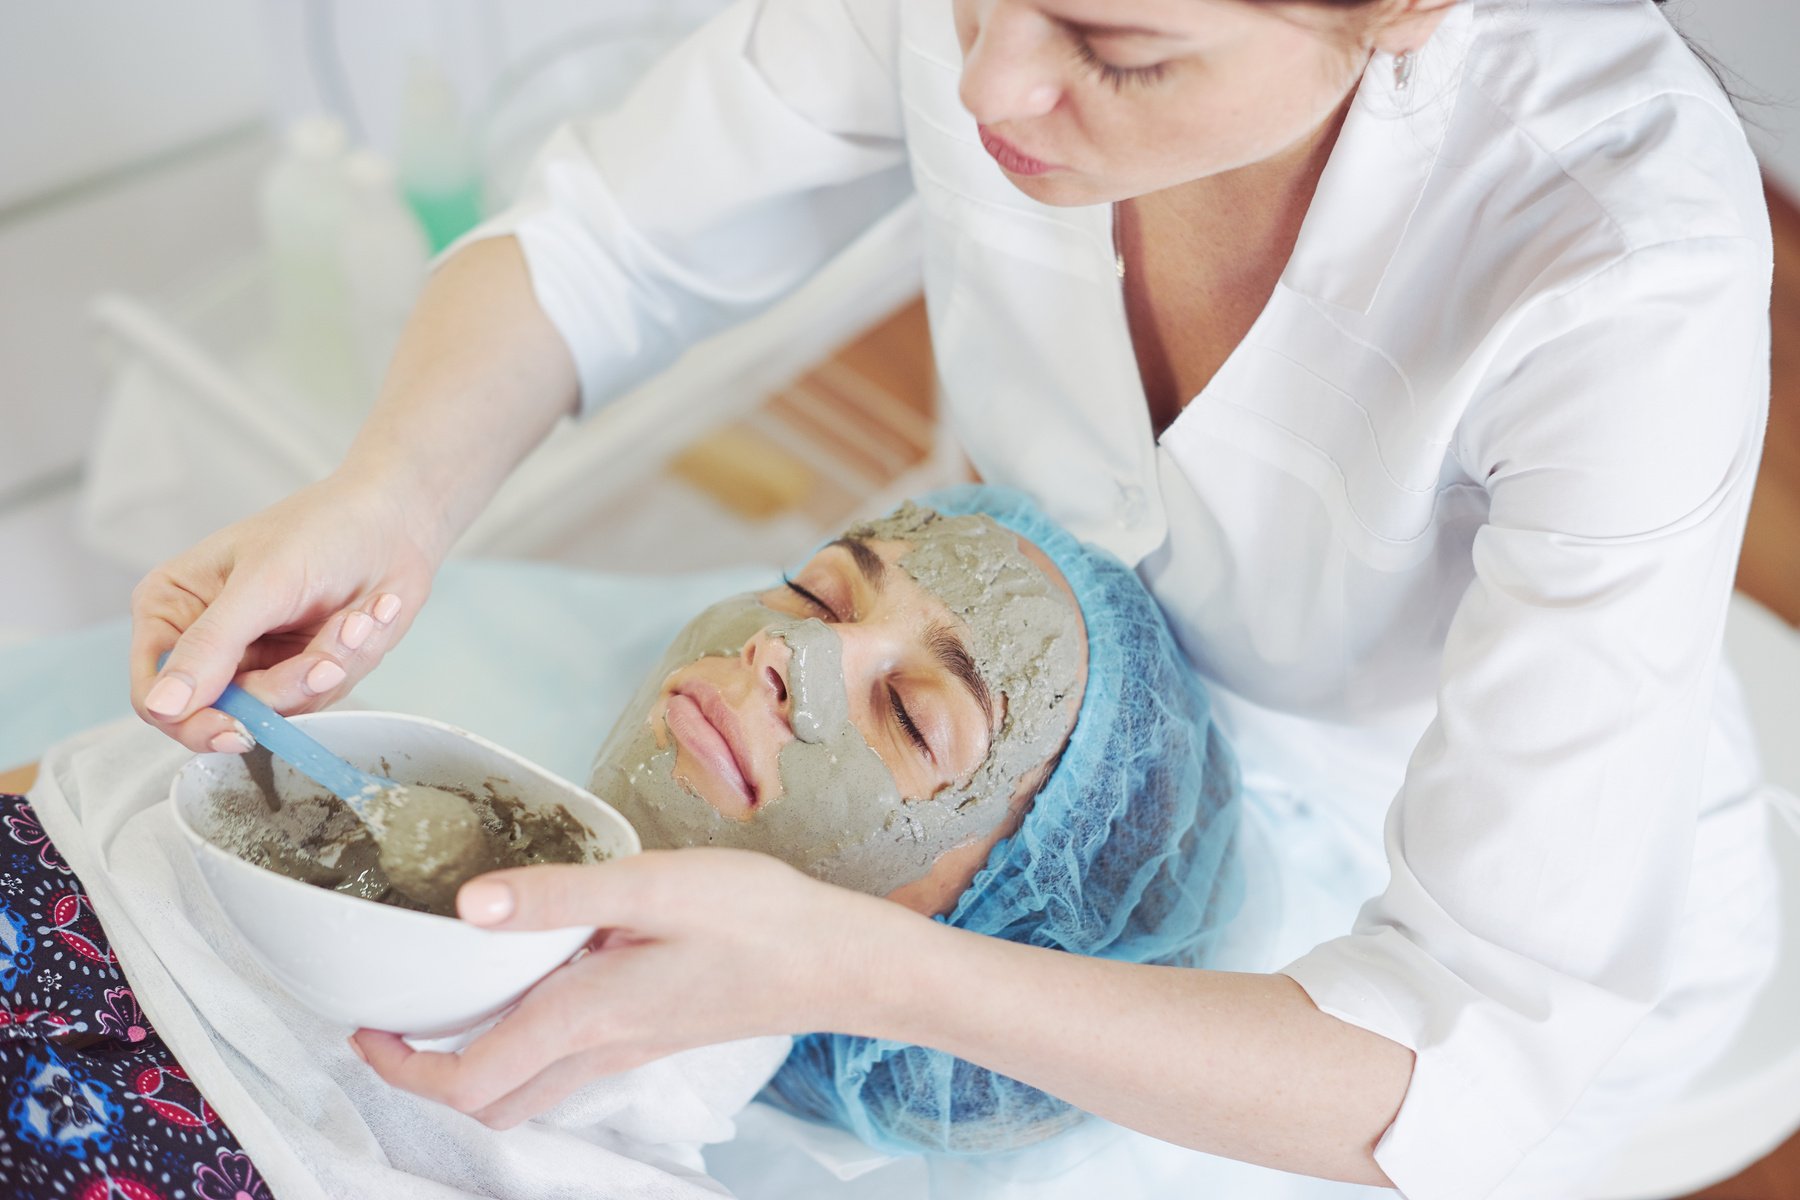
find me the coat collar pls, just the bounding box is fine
[1281,0,1476,313]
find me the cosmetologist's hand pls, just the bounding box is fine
[130,471,447,753]
[349,848,900,1128]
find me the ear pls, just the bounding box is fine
[1370,0,1456,57]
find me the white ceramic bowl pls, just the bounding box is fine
[171,710,638,1038]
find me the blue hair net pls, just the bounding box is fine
[762,485,1243,1154]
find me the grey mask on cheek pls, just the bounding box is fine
[588,593,940,896]
[588,506,1081,897]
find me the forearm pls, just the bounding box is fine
[839,903,1413,1185]
[336,235,579,561]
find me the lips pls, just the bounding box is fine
[665,686,758,814]
[977,125,1056,176]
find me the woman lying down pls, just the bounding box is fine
[3,487,1241,1200]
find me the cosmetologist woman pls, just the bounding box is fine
[130,1,1781,1194]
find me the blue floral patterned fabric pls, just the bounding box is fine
[0,793,273,1200]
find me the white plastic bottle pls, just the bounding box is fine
[340,149,431,398]
[259,117,358,418]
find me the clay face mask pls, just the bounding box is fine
[587,505,1082,896]
[844,503,1083,823]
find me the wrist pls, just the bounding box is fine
[807,889,952,1042]
[327,456,458,569]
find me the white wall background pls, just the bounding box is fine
[0,2,267,210]
[0,0,730,499]
[1669,0,1800,197]
[0,2,269,494]
[0,0,724,638]
[254,0,730,157]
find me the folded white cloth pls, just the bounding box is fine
[30,718,791,1200]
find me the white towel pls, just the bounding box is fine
[29,718,792,1200]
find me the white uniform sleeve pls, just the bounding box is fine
[456,0,912,414]
[1280,235,1771,1200]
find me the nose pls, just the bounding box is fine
[958,7,1062,126]
[741,631,793,723]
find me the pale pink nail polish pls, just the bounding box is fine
[209,730,253,754]
[372,594,402,624]
[145,674,194,718]
[458,880,515,925]
[306,659,347,694]
[340,611,374,651]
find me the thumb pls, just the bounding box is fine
[143,578,292,721]
[456,857,661,933]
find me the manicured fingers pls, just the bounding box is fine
[134,581,286,721]
[455,855,666,934]
[139,679,280,757]
[351,974,582,1115]
[207,719,254,755]
[350,953,659,1126]
[470,1047,656,1129]
[350,1032,471,1106]
[130,614,261,755]
[138,705,254,756]
[131,569,413,751]
[131,574,295,751]
[222,591,410,716]
[456,954,690,1127]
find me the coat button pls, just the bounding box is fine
[1118,483,1148,525]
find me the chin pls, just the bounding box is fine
[1003,171,1107,208]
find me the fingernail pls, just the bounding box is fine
[145,674,194,718]
[340,611,374,651]
[346,1035,368,1064]
[305,659,347,694]
[372,594,403,625]
[459,880,514,925]
[209,729,253,755]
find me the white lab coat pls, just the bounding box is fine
[465,1,1781,1196]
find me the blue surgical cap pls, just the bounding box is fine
[763,485,1243,1154]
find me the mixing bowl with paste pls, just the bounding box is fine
[172,710,640,1037]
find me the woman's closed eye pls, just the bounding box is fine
[889,685,933,761]
[783,576,839,620]
[1069,37,1169,91]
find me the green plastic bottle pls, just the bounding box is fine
[397,59,483,252]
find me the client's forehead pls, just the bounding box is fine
[830,518,1079,612]
[828,526,1081,624]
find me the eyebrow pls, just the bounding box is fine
[828,535,995,733]
[830,536,887,594]
[1058,17,1183,40]
[926,620,995,731]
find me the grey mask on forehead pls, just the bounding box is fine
[845,503,1083,824]
[587,505,1082,897]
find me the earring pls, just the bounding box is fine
[1393,49,1416,92]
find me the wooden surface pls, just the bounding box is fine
[1684,1126,1800,1198]
[670,298,939,524]
[1737,182,1800,626]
